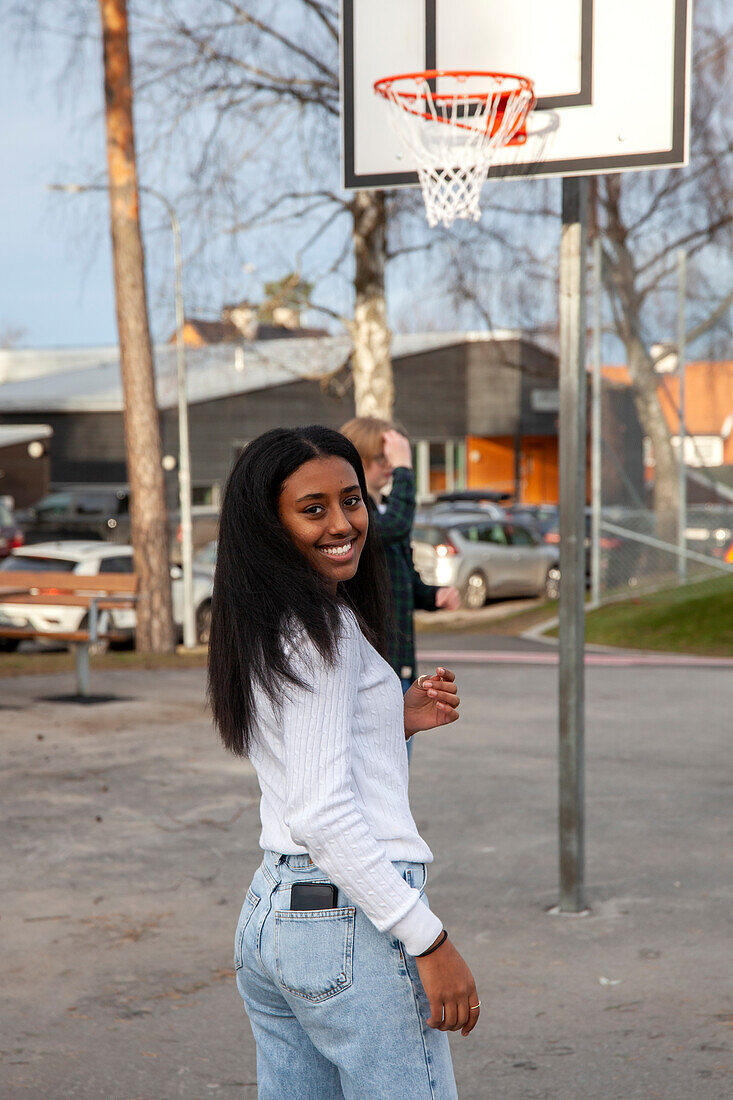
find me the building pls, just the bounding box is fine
[602,360,733,502]
[0,332,642,508]
[0,425,53,508]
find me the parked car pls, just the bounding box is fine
[18,486,218,562]
[17,485,131,544]
[194,540,217,571]
[417,491,507,524]
[0,542,213,651]
[434,490,510,508]
[170,507,220,565]
[504,504,636,588]
[0,498,24,559]
[411,515,560,608]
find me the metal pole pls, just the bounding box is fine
[590,236,602,608]
[168,206,196,647]
[415,440,430,501]
[677,249,687,585]
[558,176,588,913]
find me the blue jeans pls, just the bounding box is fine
[235,852,457,1099]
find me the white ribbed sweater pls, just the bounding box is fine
[248,608,443,956]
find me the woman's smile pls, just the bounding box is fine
[278,456,369,590]
[317,539,355,560]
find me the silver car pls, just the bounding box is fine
[412,514,560,609]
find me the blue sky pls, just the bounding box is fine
[1,30,121,348]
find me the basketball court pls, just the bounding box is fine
[340,0,692,910]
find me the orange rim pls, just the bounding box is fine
[374,69,535,142]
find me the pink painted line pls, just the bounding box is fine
[417,649,733,668]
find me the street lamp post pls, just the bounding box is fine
[48,182,197,648]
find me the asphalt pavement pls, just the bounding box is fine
[1,645,732,1098]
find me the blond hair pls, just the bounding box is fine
[340,416,403,465]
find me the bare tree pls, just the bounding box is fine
[99,0,175,651]
[0,326,27,349]
[131,0,397,416]
[595,3,732,532]
[422,0,731,533]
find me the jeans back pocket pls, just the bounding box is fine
[274,907,355,1003]
[234,887,260,970]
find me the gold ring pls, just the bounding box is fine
[469,1002,481,1011]
[417,675,428,688]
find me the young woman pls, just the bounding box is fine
[209,426,479,1099]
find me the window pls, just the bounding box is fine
[412,526,449,545]
[98,555,134,574]
[457,523,508,545]
[0,556,77,572]
[75,493,118,516]
[34,492,72,517]
[508,525,538,547]
[0,502,12,526]
[480,524,509,545]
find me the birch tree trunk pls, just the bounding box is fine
[626,339,679,541]
[601,176,679,541]
[349,190,393,418]
[99,0,175,652]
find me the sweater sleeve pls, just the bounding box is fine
[280,613,443,956]
[373,467,416,542]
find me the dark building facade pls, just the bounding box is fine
[0,334,643,507]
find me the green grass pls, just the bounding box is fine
[580,575,733,656]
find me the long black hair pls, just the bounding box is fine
[208,425,392,756]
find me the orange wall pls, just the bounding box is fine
[466,436,516,495]
[466,435,564,503]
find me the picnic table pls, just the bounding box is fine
[0,571,138,697]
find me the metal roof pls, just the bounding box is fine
[0,331,524,414]
[0,424,54,448]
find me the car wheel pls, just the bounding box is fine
[196,601,212,646]
[463,572,488,610]
[0,638,20,653]
[545,566,561,601]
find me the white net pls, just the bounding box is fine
[375,72,535,228]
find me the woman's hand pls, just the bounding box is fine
[404,667,460,737]
[415,936,480,1037]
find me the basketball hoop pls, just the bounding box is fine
[374,70,535,228]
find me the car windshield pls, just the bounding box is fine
[0,555,77,572]
[34,492,73,516]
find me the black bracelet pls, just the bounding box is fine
[416,929,448,958]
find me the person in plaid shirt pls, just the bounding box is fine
[340,418,460,691]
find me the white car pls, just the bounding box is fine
[0,541,213,651]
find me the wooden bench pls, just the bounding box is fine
[0,571,138,698]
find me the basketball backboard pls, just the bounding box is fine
[341,0,691,189]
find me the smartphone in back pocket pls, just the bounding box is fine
[290,883,338,911]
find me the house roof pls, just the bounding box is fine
[601,361,733,436]
[0,424,53,449]
[0,330,527,414]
